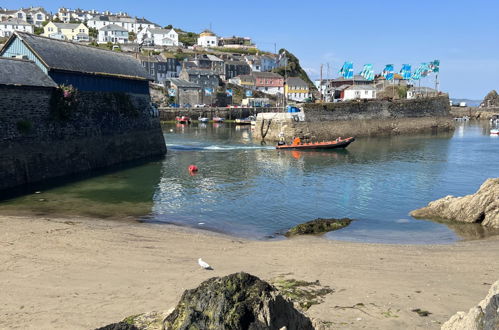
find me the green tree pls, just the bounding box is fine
[88,27,98,39]
[128,31,136,41]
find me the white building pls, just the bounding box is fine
[197,30,218,48]
[0,7,48,26]
[137,28,179,46]
[343,85,376,100]
[0,18,33,37]
[286,77,310,102]
[98,24,129,44]
[87,15,159,34]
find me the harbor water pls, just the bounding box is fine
[2,121,499,244]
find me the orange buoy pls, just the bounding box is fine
[188,165,198,172]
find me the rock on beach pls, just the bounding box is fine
[411,178,499,228]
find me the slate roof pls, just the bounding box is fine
[286,77,308,87]
[99,24,128,32]
[0,57,57,88]
[6,32,151,81]
[52,22,83,30]
[252,72,283,79]
[148,28,172,35]
[346,84,376,91]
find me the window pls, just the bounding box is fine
[365,91,368,95]
[18,13,23,19]
[37,14,42,20]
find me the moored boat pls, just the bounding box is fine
[175,116,191,124]
[490,128,499,135]
[235,116,256,125]
[276,137,355,150]
[213,116,225,123]
[198,117,209,123]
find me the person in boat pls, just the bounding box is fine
[292,137,301,145]
[277,131,286,146]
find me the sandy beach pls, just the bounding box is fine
[1,215,498,330]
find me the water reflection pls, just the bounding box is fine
[1,121,499,243]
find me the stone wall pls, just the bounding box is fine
[254,96,454,141]
[0,86,166,193]
[159,107,284,121]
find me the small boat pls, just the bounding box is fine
[213,116,225,123]
[235,116,256,125]
[198,117,209,123]
[175,116,191,124]
[276,137,355,150]
[491,129,499,135]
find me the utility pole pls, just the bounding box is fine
[320,64,323,102]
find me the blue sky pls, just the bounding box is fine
[4,0,499,99]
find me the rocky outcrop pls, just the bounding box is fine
[285,218,353,237]
[441,280,499,330]
[411,178,499,229]
[483,90,499,107]
[164,272,314,330]
[95,322,139,330]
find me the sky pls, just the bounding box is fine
[3,0,499,99]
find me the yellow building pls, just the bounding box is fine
[43,21,89,42]
[285,77,310,102]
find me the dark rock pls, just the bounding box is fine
[163,272,314,330]
[95,321,140,330]
[482,90,499,107]
[285,218,353,237]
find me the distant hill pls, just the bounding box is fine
[450,98,482,107]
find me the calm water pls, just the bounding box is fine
[2,121,499,244]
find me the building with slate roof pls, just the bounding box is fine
[98,24,129,44]
[0,18,34,37]
[43,21,89,42]
[0,57,57,89]
[0,32,152,94]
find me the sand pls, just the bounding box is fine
[0,215,498,330]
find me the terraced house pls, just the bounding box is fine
[285,77,310,102]
[43,21,89,42]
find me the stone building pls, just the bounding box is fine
[0,31,152,94]
[224,60,251,80]
[165,78,201,106]
[139,55,181,84]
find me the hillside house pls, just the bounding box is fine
[87,15,158,33]
[137,27,179,46]
[197,30,218,48]
[0,19,33,37]
[224,61,251,80]
[98,24,129,44]
[0,32,152,94]
[43,22,89,42]
[140,55,181,84]
[343,85,376,100]
[219,36,254,49]
[285,77,310,102]
[229,75,255,89]
[0,7,48,26]
[190,54,224,76]
[252,72,284,95]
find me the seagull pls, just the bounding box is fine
[198,258,213,270]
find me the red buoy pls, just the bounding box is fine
[188,165,198,172]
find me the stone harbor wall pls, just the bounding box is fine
[0,86,166,194]
[159,106,283,121]
[254,96,454,141]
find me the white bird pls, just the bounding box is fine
[198,258,213,270]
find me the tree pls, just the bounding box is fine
[88,27,98,39]
[164,24,173,29]
[128,31,136,41]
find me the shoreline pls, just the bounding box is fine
[1,214,498,329]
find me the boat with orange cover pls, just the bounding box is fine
[276,137,355,150]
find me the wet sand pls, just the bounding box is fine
[1,214,498,329]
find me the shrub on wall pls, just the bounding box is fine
[103,92,139,117]
[49,85,79,120]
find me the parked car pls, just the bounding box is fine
[183,103,192,108]
[194,104,206,108]
[169,103,180,108]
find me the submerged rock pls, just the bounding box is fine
[164,272,314,330]
[441,280,499,330]
[285,218,353,237]
[411,178,499,229]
